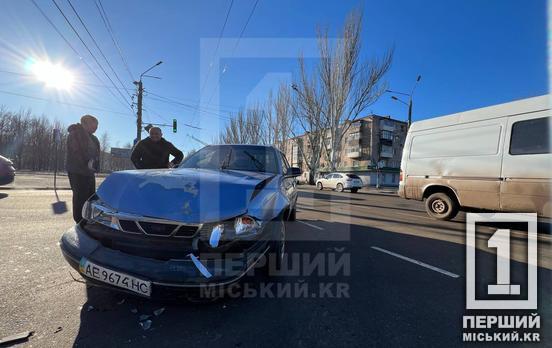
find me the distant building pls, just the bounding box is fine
[286,115,407,187]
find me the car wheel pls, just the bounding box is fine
[317,182,323,190]
[264,221,286,275]
[336,183,344,192]
[425,192,459,221]
[351,188,358,193]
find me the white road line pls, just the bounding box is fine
[297,220,325,230]
[371,246,460,278]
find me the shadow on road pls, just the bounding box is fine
[297,190,363,202]
[0,193,8,199]
[70,219,552,347]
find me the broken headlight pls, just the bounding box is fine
[82,198,119,229]
[208,215,263,247]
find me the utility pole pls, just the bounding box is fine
[136,80,143,142]
[134,61,163,144]
[387,75,421,129]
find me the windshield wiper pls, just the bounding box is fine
[243,151,265,172]
[220,148,233,170]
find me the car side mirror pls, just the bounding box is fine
[285,167,302,177]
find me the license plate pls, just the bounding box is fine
[79,258,151,297]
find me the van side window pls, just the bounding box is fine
[509,117,550,155]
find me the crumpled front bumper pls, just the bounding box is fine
[60,224,270,298]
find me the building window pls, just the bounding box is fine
[349,132,361,140]
[510,117,550,155]
[352,160,359,167]
[381,130,393,140]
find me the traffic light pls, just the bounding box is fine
[172,119,177,133]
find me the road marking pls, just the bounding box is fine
[371,246,460,278]
[297,220,324,230]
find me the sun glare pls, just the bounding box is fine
[27,59,74,91]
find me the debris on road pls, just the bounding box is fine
[153,307,165,316]
[116,298,126,305]
[0,330,34,345]
[130,308,138,314]
[139,314,151,321]
[86,305,94,312]
[139,320,152,331]
[54,326,63,333]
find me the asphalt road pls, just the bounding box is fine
[0,181,550,347]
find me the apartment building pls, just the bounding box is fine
[287,115,407,186]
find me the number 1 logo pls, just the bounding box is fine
[466,213,537,309]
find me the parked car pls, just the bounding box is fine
[399,95,551,220]
[316,172,363,193]
[59,144,301,298]
[0,155,15,186]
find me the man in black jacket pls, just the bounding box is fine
[131,127,184,169]
[66,115,100,223]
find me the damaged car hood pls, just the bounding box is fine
[96,168,275,223]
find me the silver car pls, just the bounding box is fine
[316,173,363,193]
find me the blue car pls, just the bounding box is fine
[60,145,301,298]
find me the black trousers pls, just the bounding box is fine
[68,172,96,223]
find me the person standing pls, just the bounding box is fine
[131,127,183,169]
[66,115,100,223]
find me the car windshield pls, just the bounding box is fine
[180,145,279,174]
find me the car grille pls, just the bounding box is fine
[116,218,200,238]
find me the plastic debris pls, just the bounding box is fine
[153,307,165,316]
[0,331,34,345]
[139,314,151,321]
[86,305,94,312]
[139,320,152,331]
[116,298,126,305]
[209,224,224,248]
[187,253,212,278]
[130,308,138,314]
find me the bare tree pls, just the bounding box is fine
[290,54,327,184]
[99,132,111,172]
[219,106,267,145]
[271,83,293,154]
[318,10,393,170]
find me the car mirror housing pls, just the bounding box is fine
[285,167,302,177]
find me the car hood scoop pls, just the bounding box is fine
[96,168,275,224]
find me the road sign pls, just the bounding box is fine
[111,147,132,159]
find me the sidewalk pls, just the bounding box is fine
[0,173,105,190]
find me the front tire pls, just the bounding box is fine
[425,192,459,220]
[317,182,323,190]
[336,183,344,192]
[351,188,358,193]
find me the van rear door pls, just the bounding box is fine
[500,114,551,216]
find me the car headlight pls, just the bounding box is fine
[208,215,263,247]
[82,198,119,229]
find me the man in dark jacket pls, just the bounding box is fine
[66,115,100,223]
[131,127,183,169]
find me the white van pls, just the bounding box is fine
[398,95,551,220]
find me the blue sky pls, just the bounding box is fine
[0,0,547,154]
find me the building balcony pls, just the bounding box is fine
[347,150,362,158]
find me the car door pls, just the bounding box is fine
[331,174,340,188]
[500,113,551,216]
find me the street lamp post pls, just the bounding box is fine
[134,61,163,142]
[387,75,421,128]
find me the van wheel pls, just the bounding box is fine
[317,182,323,190]
[351,188,358,193]
[336,183,344,192]
[425,192,459,220]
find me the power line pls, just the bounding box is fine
[29,0,133,112]
[0,69,135,91]
[193,0,235,121]
[0,89,134,118]
[50,0,131,110]
[146,92,238,114]
[65,0,132,99]
[204,0,261,110]
[145,95,233,121]
[95,0,134,81]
